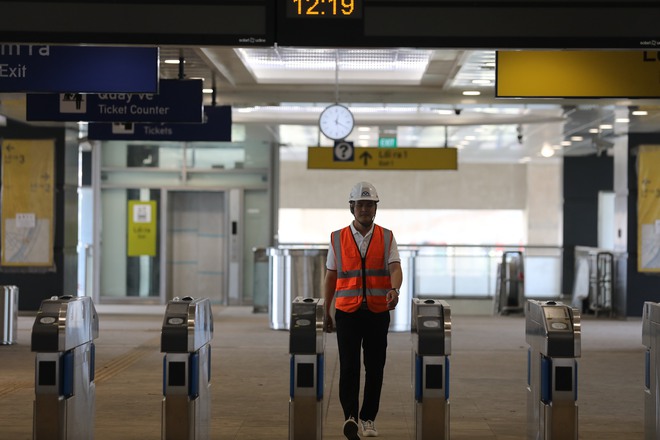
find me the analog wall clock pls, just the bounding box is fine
[319,104,354,140]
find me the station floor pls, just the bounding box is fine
[0,305,646,440]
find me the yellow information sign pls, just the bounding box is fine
[497,51,660,98]
[307,146,457,170]
[127,200,157,257]
[1,139,54,268]
[638,145,660,273]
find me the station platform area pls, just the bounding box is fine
[0,304,645,440]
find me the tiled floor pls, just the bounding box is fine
[0,305,646,439]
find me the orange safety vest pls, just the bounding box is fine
[332,225,393,313]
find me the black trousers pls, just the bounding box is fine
[335,306,390,422]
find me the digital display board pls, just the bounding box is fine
[0,0,274,46]
[285,0,362,18]
[276,0,660,49]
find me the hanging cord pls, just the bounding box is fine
[334,50,339,104]
[178,49,185,79]
[211,73,217,107]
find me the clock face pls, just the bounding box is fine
[319,104,354,140]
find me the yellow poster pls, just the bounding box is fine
[127,200,157,257]
[1,139,54,268]
[638,145,660,272]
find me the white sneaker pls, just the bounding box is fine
[343,417,360,440]
[360,419,379,437]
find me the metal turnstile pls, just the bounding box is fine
[32,295,99,440]
[494,251,525,315]
[590,252,613,316]
[525,300,581,440]
[643,301,660,439]
[289,297,325,440]
[161,297,214,440]
[1,285,18,345]
[411,298,451,440]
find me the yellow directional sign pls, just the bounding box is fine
[497,51,660,98]
[307,146,457,170]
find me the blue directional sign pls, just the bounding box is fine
[87,106,232,142]
[0,44,158,93]
[26,80,203,123]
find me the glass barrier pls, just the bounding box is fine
[259,244,563,329]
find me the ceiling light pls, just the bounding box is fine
[570,136,583,141]
[561,141,572,146]
[359,135,370,140]
[471,79,492,85]
[615,118,629,123]
[632,110,648,116]
[358,127,371,132]
[203,88,213,94]
[436,109,454,115]
[163,59,184,64]
[236,48,433,83]
[588,128,599,134]
[541,145,555,158]
[599,124,613,130]
[462,91,481,96]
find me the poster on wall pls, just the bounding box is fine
[638,144,660,272]
[1,139,54,268]
[127,200,157,257]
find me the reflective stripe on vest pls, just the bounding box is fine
[332,225,392,313]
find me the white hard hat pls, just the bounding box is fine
[349,181,379,202]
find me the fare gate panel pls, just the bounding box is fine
[411,298,451,440]
[161,296,214,440]
[289,297,325,440]
[525,300,580,440]
[31,295,99,440]
[643,302,660,439]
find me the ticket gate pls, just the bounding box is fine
[643,301,660,439]
[289,297,325,440]
[525,300,580,440]
[494,251,525,315]
[161,297,214,440]
[1,285,18,344]
[31,295,99,440]
[411,298,451,440]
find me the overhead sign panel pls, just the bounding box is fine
[497,51,660,98]
[0,44,158,93]
[26,79,203,123]
[0,1,273,46]
[88,106,232,142]
[277,1,660,48]
[307,146,457,170]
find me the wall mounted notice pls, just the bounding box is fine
[638,145,660,273]
[128,200,157,257]
[1,139,54,268]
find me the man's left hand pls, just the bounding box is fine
[386,289,399,310]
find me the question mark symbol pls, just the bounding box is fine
[340,143,349,158]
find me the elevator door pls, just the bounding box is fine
[167,191,227,304]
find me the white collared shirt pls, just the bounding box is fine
[326,222,400,271]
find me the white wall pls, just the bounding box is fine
[280,162,527,209]
[279,160,562,245]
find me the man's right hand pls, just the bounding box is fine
[324,315,334,333]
